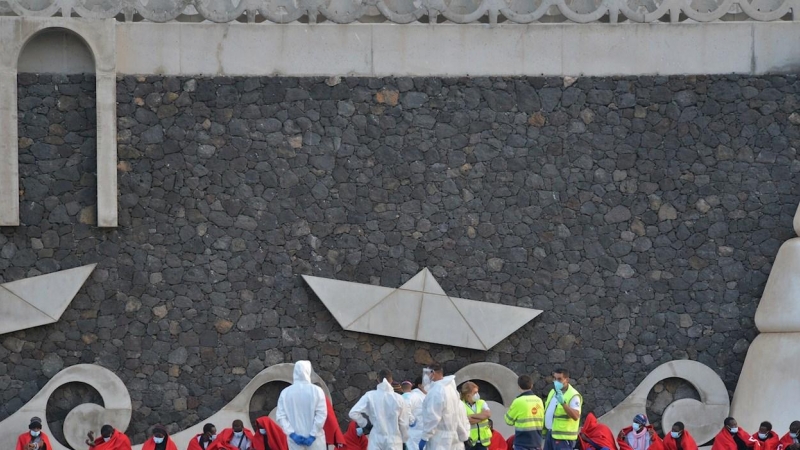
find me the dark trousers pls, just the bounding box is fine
[466,444,487,450]
[544,434,575,450]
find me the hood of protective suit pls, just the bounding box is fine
[378,379,394,392]
[438,375,456,389]
[294,360,313,383]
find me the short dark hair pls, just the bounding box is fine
[427,363,443,373]
[760,422,773,432]
[203,424,215,434]
[790,421,800,432]
[554,368,569,378]
[379,369,393,382]
[724,417,736,427]
[414,376,423,387]
[232,419,243,428]
[518,375,533,390]
[101,425,114,437]
[673,422,685,432]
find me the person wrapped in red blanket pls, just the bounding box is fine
[342,421,369,450]
[754,422,781,450]
[187,424,218,450]
[253,416,289,450]
[208,420,257,450]
[487,420,506,450]
[711,418,760,450]
[86,425,132,450]
[663,422,697,450]
[778,422,800,450]
[579,413,617,450]
[324,397,346,448]
[617,415,663,450]
[142,425,178,450]
[16,417,53,450]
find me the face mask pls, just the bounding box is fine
[671,432,681,439]
[154,437,165,444]
[632,423,641,432]
[473,393,480,402]
[260,429,267,435]
[103,437,111,442]
[789,433,797,439]
[759,434,768,440]
[30,431,41,437]
[234,431,243,437]
[730,428,739,434]
[422,374,432,387]
[210,435,217,441]
[554,380,564,391]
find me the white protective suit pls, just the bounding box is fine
[405,388,426,450]
[349,379,410,450]
[420,376,470,450]
[276,361,328,450]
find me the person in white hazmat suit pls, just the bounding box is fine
[348,369,410,450]
[405,377,427,450]
[276,361,328,450]
[419,363,470,450]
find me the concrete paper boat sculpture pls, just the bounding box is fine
[303,268,542,350]
[0,264,97,335]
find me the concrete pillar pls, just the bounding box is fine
[95,71,117,227]
[0,48,19,226]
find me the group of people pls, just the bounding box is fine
[13,361,799,450]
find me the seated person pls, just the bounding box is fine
[86,424,132,450]
[663,422,697,450]
[579,413,617,450]
[754,422,780,450]
[779,422,800,450]
[16,417,52,450]
[253,416,288,450]
[617,415,663,450]
[188,424,218,450]
[711,417,760,450]
[209,420,256,450]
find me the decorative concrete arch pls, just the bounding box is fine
[0,17,117,227]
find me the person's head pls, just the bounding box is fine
[460,381,479,403]
[632,414,648,432]
[518,375,533,391]
[379,369,393,384]
[392,381,402,394]
[28,417,42,437]
[790,421,800,437]
[427,363,444,382]
[233,420,244,434]
[402,381,413,393]
[553,369,570,390]
[152,425,167,444]
[203,423,216,437]
[670,422,684,438]
[759,422,773,439]
[724,417,738,433]
[414,376,424,390]
[100,425,114,440]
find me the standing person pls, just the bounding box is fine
[142,425,178,450]
[710,417,760,450]
[188,424,218,450]
[418,363,470,450]
[276,361,328,450]
[405,377,427,450]
[401,382,413,396]
[348,369,410,450]
[208,420,256,450]
[86,425,132,449]
[461,382,492,450]
[324,397,346,448]
[779,422,800,450]
[488,421,506,450]
[504,375,544,450]
[578,413,616,450]
[16,417,52,450]
[543,369,581,450]
[754,423,780,450]
[662,423,697,450]
[616,415,663,450]
[254,416,288,450]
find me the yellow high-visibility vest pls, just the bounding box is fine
[544,385,581,441]
[464,399,492,446]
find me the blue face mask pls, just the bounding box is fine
[789,433,797,439]
[554,381,564,391]
[154,437,165,444]
[632,423,641,432]
[758,434,768,440]
[671,432,681,439]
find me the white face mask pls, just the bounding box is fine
[789,433,797,439]
[632,423,641,432]
[260,429,267,435]
[30,431,41,437]
[730,427,739,434]
[154,437,165,444]
[758,433,768,440]
[210,435,217,441]
[234,431,244,437]
[472,393,480,402]
[103,437,111,442]
[671,432,681,439]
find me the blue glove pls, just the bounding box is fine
[419,440,428,450]
[555,391,565,404]
[303,436,316,446]
[356,428,364,437]
[290,433,305,446]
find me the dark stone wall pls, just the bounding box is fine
[3,73,800,443]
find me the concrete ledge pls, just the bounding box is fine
[115,21,800,77]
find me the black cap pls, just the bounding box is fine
[29,417,42,429]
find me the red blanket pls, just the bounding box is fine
[617,426,664,450]
[324,398,345,447]
[580,413,618,450]
[507,435,515,450]
[208,428,257,450]
[342,422,368,450]
[90,431,132,450]
[663,430,698,450]
[16,431,54,450]
[489,429,506,450]
[253,417,289,450]
[711,428,760,450]
[142,437,178,450]
[753,432,780,450]
[187,434,212,450]
[779,433,798,450]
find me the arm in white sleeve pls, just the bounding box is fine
[276,392,295,436]
[399,399,410,442]
[421,392,442,441]
[456,405,470,442]
[348,394,370,428]
[313,390,328,437]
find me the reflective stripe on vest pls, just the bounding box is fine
[505,393,544,433]
[545,385,581,440]
[464,399,492,446]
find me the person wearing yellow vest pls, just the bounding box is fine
[461,382,492,450]
[544,368,581,450]
[504,375,544,450]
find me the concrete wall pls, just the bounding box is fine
[17,28,95,75]
[3,72,799,444]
